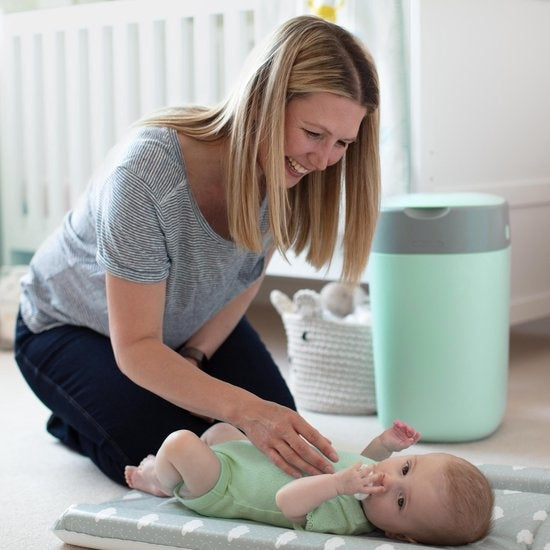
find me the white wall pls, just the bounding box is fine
[409,0,550,324]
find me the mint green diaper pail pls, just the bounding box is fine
[369,193,511,441]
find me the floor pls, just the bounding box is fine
[1,298,549,549]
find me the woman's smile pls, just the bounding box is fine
[286,156,310,176]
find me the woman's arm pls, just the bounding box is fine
[275,462,384,524]
[106,246,274,416]
[106,253,338,478]
[106,272,236,416]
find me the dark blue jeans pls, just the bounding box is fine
[15,313,295,485]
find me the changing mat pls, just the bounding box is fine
[53,464,550,550]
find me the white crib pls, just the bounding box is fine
[0,0,293,265]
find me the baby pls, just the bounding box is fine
[125,420,493,546]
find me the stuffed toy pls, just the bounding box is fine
[270,282,376,415]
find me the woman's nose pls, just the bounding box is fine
[309,144,334,171]
[309,151,329,171]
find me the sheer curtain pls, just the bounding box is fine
[238,0,412,199]
[266,0,411,278]
[324,0,412,197]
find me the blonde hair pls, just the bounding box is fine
[417,454,494,546]
[139,15,380,284]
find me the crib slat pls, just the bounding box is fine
[64,28,91,204]
[0,0,274,265]
[42,30,68,226]
[165,16,192,106]
[89,25,115,172]
[0,35,24,262]
[222,10,251,96]
[20,33,45,241]
[138,20,161,116]
[112,22,140,138]
[193,14,217,104]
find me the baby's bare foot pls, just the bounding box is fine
[124,455,170,497]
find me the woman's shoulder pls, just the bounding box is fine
[123,125,184,171]
[106,125,187,196]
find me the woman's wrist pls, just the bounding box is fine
[223,390,264,430]
[177,345,208,370]
[184,355,201,368]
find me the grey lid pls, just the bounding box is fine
[372,193,511,254]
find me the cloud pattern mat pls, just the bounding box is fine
[53,464,550,549]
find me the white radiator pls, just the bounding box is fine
[0,0,287,264]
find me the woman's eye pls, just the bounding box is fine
[397,495,405,509]
[402,461,410,475]
[305,129,321,138]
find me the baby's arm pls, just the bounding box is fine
[275,462,384,524]
[360,420,421,461]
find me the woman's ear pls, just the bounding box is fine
[385,531,417,543]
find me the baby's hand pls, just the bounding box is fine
[334,462,385,499]
[379,420,421,453]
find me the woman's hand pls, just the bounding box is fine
[238,399,339,478]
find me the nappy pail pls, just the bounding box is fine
[368,193,511,441]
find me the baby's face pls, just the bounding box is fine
[361,453,451,542]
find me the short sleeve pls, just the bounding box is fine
[305,496,373,535]
[96,165,170,283]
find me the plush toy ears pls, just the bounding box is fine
[293,289,322,318]
[269,290,296,316]
[269,289,322,318]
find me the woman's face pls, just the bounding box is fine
[261,92,366,188]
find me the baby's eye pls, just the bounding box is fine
[402,461,410,475]
[397,495,405,509]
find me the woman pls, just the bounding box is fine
[15,15,380,484]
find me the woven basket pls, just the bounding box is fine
[271,289,376,415]
[0,265,28,350]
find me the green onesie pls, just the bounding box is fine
[174,439,374,535]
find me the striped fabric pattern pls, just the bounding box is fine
[20,126,270,349]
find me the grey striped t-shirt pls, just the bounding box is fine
[20,126,271,349]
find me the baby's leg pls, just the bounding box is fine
[125,430,220,498]
[201,422,247,446]
[125,455,170,496]
[155,430,221,497]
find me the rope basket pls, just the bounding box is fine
[271,289,376,415]
[0,265,28,350]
